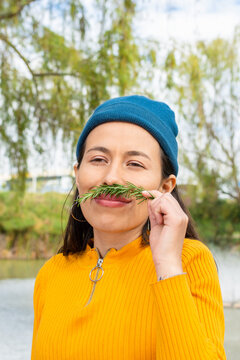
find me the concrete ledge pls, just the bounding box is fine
[223,302,240,309]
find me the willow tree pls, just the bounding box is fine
[0,0,148,192]
[164,28,240,205]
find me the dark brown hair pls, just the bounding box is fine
[57,141,201,256]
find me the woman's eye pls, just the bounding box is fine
[90,158,106,163]
[128,162,144,168]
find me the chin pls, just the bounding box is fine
[82,208,146,233]
[90,219,129,233]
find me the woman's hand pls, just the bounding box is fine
[142,190,189,278]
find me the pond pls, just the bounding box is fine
[0,259,46,280]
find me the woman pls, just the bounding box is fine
[31,95,226,359]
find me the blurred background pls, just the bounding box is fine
[0,0,239,359]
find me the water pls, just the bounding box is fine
[0,260,45,360]
[224,308,240,359]
[210,245,240,304]
[0,259,46,280]
[0,247,240,360]
[0,279,35,360]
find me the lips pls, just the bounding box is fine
[96,194,132,203]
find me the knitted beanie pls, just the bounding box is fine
[76,95,179,175]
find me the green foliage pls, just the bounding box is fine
[164,29,240,204]
[0,0,146,193]
[189,199,240,247]
[0,191,67,252]
[180,182,240,247]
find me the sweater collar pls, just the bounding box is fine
[84,234,147,265]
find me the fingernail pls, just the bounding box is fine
[142,191,151,196]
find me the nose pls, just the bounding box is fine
[102,162,124,185]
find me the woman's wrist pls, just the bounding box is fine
[154,261,184,280]
[158,272,187,281]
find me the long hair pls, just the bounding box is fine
[57,141,201,256]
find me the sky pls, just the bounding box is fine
[1,0,240,184]
[80,0,240,42]
[134,0,240,42]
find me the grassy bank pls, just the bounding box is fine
[0,192,69,259]
[0,191,239,259]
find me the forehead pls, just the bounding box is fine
[85,122,160,153]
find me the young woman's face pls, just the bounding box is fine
[74,122,167,234]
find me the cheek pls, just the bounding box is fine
[76,163,100,193]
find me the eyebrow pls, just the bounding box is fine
[86,146,151,160]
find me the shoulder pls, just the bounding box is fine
[182,238,217,273]
[33,253,80,303]
[34,253,72,285]
[39,252,80,270]
[182,238,213,258]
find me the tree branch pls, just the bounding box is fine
[205,120,233,163]
[0,33,34,77]
[0,33,42,116]
[0,34,80,79]
[192,150,231,167]
[219,189,240,203]
[0,0,37,20]
[33,72,79,77]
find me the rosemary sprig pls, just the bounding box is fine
[76,181,155,205]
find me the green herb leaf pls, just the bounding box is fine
[77,181,155,205]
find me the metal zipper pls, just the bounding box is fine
[84,248,111,307]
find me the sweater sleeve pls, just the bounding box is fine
[149,240,226,360]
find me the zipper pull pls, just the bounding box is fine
[89,248,112,283]
[89,257,104,282]
[97,258,103,267]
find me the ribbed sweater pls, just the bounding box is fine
[31,235,226,359]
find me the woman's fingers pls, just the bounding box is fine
[141,189,187,268]
[142,189,162,199]
[142,190,165,226]
[142,190,187,227]
[147,199,163,227]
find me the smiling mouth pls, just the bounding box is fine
[96,194,132,203]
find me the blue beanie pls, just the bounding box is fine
[76,95,179,176]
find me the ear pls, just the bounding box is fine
[159,174,176,193]
[73,162,80,187]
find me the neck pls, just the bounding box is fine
[93,226,143,258]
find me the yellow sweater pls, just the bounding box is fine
[31,236,226,359]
